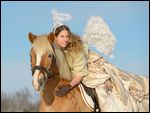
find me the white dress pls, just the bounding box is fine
[82,50,149,112]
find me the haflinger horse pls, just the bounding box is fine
[28,32,92,112]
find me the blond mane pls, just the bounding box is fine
[32,34,54,56]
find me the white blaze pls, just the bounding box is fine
[33,54,41,90]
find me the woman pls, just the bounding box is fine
[51,24,149,112]
[51,24,88,95]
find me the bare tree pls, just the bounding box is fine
[1,88,39,112]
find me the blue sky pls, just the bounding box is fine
[1,1,149,94]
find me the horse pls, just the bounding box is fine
[28,32,92,112]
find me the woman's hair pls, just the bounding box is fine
[49,25,84,80]
[53,25,71,37]
[65,33,83,54]
[51,25,84,54]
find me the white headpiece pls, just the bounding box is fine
[51,9,72,33]
[82,16,117,59]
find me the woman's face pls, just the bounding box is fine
[55,30,70,48]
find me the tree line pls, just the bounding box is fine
[1,88,40,112]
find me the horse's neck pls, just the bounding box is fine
[39,77,91,111]
[41,73,60,105]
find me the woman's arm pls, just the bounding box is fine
[55,49,88,96]
[69,75,83,87]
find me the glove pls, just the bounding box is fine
[55,84,72,96]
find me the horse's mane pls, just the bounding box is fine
[32,34,54,56]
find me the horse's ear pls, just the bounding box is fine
[28,32,37,44]
[47,32,55,43]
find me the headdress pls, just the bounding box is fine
[51,9,72,33]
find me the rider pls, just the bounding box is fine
[51,24,88,96]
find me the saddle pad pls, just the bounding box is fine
[78,84,94,111]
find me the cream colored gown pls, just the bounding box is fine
[65,45,149,112]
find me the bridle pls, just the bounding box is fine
[31,43,56,81]
[32,65,54,80]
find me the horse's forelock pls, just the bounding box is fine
[32,34,54,57]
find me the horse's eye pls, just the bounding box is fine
[48,54,52,58]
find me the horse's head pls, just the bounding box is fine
[28,32,56,91]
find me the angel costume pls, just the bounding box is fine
[64,43,149,112]
[81,17,149,112]
[52,10,149,112]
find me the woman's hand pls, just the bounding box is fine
[55,84,72,96]
[55,75,83,96]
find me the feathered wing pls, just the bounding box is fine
[82,16,117,58]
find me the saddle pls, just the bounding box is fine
[80,82,100,112]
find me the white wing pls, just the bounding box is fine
[82,16,117,58]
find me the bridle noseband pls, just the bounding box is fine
[32,65,54,80]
